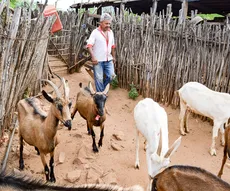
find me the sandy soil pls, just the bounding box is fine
[1,67,230,189]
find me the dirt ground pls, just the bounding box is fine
[1,67,230,189]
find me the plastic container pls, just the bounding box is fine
[43,5,63,33]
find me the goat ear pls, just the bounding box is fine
[156,129,162,156]
[103,83,110,95]
[164,136,182,158]
[42,90,54,103]
[88,81,96,94]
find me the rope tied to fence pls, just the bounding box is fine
[0,34,49,41]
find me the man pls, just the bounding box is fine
[86,13,116,92]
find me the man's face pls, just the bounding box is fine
[100,20,111,31]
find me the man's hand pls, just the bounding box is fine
[91,57,98,65]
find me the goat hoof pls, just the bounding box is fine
[19,164,24,170]
[93,147,99,152]
[98,141,102,147]
[135,162,140,169]
[50,176,56,183]
[210,149,217,156]
[180,131,186,136]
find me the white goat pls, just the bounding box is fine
[134,98,181,190]
[178,81,230,156]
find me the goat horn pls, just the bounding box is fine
[156,129,162,156]
[41,79,61,98]
[62,78,69,100]
[89,81,96,94]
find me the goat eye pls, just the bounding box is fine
[68,102,72,108]
[58,104,63,111]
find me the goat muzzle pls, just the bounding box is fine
[63,120,72,130]
[98,109,104,117]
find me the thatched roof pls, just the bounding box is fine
[70,0,230,16]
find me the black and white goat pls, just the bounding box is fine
[0,172,144,191]
[71,82,109,152]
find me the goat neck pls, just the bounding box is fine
[43,105,59,139]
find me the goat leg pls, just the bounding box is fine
[49,152,56,182]
[87,121,91,135]
[98,125,104,147]
[218,145,227,178]
[40,153,50,181]
[179,102,187,136]
[35,147,40,155]
[218,129,228,178]
[135,129,140,169]
[91,128,98,152]
[19,136,24,170]
[71,107,78,120]
[185,110,190,133]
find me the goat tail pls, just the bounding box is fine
[79,83,82,88]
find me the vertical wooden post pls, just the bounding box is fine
[151,0,158,15]
[179,0,188,24]
[183,0,188,19]
[69,26,76,74]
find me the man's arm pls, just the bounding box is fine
[87,47,98,65]
[86,30,98,65]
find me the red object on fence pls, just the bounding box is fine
[43,5,63,33]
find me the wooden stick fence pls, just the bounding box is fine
[46,3,230,107]
[47,10,89,73]
[0,2,54,141]
[114,4,230,108]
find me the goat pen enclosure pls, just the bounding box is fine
[114,5,230,108]
[60,3,230,106]
[47,11,89,73]
[0,2,54,141]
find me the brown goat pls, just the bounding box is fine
[218,125,230,178]
[71,82,109,152]
[0,172,144,191]
[151,165,230,191]
[17,78,72,182]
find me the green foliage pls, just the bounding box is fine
[197,13,224,21]
[0,0,38,9]
[110,75,119,89]
[23,87,31,98]
[128,83,139,100]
